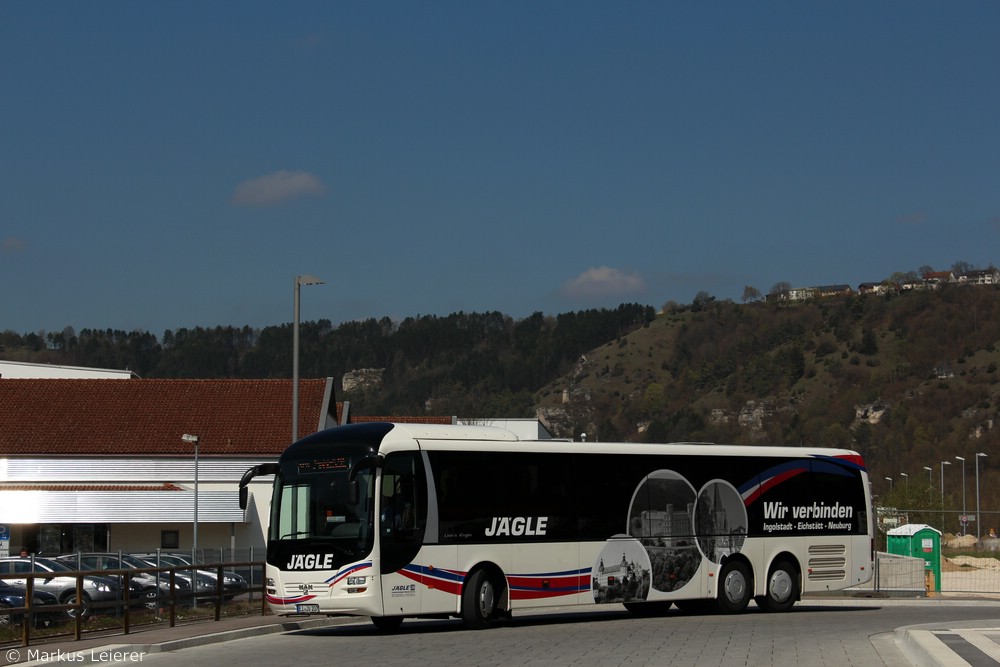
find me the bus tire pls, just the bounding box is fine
[716,560,751,613]
[370,615,404,632]
[461,568,503,630]
[760,560,798,613]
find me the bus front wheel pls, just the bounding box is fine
[716,561,751,613]
[461,569,503,629]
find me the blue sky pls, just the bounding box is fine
[3,2,999,337]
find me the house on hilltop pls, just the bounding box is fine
[858,282,894,296]
[958,268,1000,285]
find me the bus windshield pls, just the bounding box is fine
[269,452,376,567]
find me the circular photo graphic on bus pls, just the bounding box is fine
[694,479,748,563]
[591,536,651,604]
[626,470,700,593]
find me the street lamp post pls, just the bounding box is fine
[182,434,199,558]
[293,275,325,442]
[923,466,933,485]
[885,476,893,492]
[976,452,987,543]
[941,460,951,529]
[956,456,967,534]
[900,472,908,492]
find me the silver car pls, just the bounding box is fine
[56,553,189,608]
[134,553,247,600]
[0,557,126,619]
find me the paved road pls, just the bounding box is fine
[9,598,1000,667]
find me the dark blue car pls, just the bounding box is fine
[0,579,64,628]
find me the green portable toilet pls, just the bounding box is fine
[887,523,942,593]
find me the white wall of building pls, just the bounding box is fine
[0,360,135,379]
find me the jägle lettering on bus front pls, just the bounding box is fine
[484,516,548,537]
[285,553,335,570]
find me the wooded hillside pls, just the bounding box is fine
[4,286,999,515]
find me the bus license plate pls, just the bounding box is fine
[296,604,320,613]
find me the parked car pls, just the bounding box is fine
[0,557,127,620]
[0,579,64,628]
[56,553,187,608]
[133,553,248,600]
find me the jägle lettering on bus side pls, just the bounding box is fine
[485,516,548,537]
[285,553,335,570]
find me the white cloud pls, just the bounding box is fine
[2,237,26,253]
[561,266,646,299]
[230,170,327,207]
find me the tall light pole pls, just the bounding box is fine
[293,275,324,442]
[976,452,987,542]
[900,472,908,492]
[182,434,199,558]
[941,460,951,529]
[956,455,967,534]
[940,461,950,502]
[923,466,933,485]
[885,476,893,492]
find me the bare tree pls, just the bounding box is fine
[952,260,975,276]
[769,281,792,297]
[741,286,762,303]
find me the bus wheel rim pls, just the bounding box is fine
[479,580,495,616]
[769,570,793,603]
[724,570,746,603]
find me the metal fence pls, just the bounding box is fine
[848,551,1000,597]
[874,507,1000,596]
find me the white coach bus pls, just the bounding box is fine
[239,422,873,630]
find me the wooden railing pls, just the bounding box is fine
[0,561,267,648]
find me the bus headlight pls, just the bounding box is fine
[345,575,368,593]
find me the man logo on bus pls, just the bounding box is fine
[485,516,548,537]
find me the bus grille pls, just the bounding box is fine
[807,544,847,581]
[284,581,328,596]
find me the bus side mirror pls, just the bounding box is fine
[238,462,278,511]
[347,480,359,506]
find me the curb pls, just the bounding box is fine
[11,617,358,666]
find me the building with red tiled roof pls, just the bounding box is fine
[0,377,343,556]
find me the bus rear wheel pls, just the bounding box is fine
[461,569,503,629]
[759,560,799,613]
[716,561,751,613]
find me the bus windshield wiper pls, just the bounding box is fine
[279,530,313,539]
